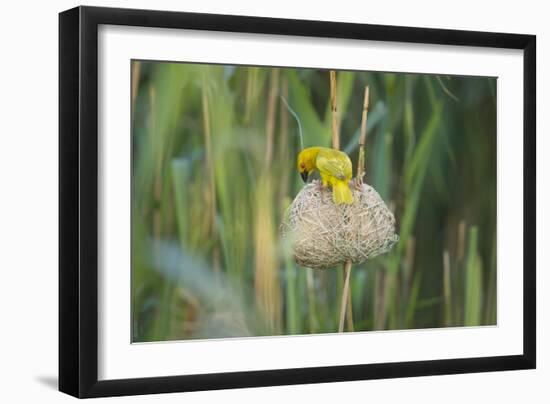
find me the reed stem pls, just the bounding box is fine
[357,86,370,182]
[330,70,354,332]
[201,73,220,272]
[443,250,452,326]
[329,71,340,150]
[338,260,352,332]
[265,68,280,168]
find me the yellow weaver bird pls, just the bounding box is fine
[297,146,354,205]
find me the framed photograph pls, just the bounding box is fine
[59,6,536,398]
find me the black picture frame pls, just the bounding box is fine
[59,5,536,398]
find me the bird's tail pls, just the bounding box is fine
[332,180,353,205]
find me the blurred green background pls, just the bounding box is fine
[131,60,496,342]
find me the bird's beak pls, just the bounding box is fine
[300,171,309,183]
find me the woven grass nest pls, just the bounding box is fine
[282,180,399,270]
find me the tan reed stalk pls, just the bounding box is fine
[343,268,354,332]
[131,61,141,114]
[253,68,282,333]
[330,70,355,333]
[244,67,259,124]
[201,74,220,271]
[341,85,371,332]
[254,175,281,333]
[357,86,370,183]
[340,85,372,332]
[338,260,353,332]
[329,71,340,150]
[278,77,290,216]
[265,68,280,168]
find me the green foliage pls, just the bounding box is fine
[131,61,497,342]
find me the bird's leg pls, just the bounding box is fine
[316,182,326,198]
[315,174,328,190]
[354,175,364,190]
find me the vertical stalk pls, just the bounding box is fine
[341,264,354,332]
[254,68,282,333]
[201,73,220,271]
[149,86,162,241]
[279,77,299,334]
[244,67,259,124]
[265,68,280,168]
[443,250,452,326]
[329,71,340,150]
[131,61,141,114]
[278,77,290,215]
[338,261,353,332]
[357,86,370,182]
[330,70,354,332]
